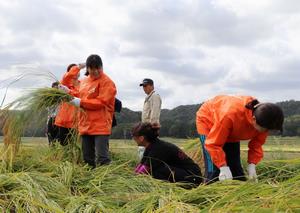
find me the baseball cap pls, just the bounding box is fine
[139,78,153,86]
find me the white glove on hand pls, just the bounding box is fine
[58,84,70,93]
[219,166,233,181]
[78,63,86,69]
[70,97,81,107]
[248,163,258,182]
[137,146,145,160]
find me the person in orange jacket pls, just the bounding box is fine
[196,95,284,183]
[55,63,85,146]
[66,54,117,168]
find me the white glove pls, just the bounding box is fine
[58,84,70,93]
[70,97,81,107]
[78,63,86,69]
[219,166,233,181]
[137,146,145,160]
[248,163,258,182]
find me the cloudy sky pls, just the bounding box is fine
[1,0,300,110]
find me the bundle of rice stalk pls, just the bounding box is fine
[0,87,73,168]
[178,161,300,211]
[1,112,27,171]
[154,200,199,213]
[25,87,73,112]
[64,196,109,213]
[1,171,68,212]
[257,158,300,182]
[47,131,82,164]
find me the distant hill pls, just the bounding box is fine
[276,100,300,117]
[1,100,300,138]
[112,100,300,138]
[274,100,300,136]
[112,104,201,138]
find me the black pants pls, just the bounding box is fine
[47,117,59,145]
[199,135,246,183]
[81,135,110,168]
[57,127,73,146]
[153,164,202,186]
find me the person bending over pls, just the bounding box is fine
[196,95,284,183]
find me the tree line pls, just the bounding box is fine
[112,100,300,138]
[1,100,300,138]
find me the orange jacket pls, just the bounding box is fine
[55,66,80,129]
[74,71,116,135]
[196,95,268,168]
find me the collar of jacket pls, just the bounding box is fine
[88,70,104,81]
[145,90,155,102]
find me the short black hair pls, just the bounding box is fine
[86,54,103,69]
[254,103,284,131]
[67,64,77,72]
[51,81,59,88]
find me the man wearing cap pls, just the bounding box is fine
[140,78,162,124]
[138,78,162,159]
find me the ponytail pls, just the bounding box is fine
[245,99,260,111]
[131,122,160,142]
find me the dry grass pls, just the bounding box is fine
[0,87,74,170]
[0,139,299,212]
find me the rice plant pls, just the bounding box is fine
[0,87,74,170]
[1,141,299,212]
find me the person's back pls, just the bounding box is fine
[196,95,261,141]
[142,139,199,172]
[132,122,202,186]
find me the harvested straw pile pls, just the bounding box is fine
[0,144,299,212]
[0,88,73,168]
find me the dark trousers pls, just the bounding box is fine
[57,127,73,146]
[199,135,246,183]
[47,117,59,145]
[81,135,111,168]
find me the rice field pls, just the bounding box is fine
[0,136,300,212]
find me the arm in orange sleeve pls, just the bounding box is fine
[247,132,268,165]
[69,89,80,98]
[80,82,117,110]
[205,116,232,168]
[61,66,80,87]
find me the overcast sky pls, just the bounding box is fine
[1,0,300,110]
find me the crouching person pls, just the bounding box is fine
[132,122,202,187]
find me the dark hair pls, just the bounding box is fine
[86,54,103,69]
[67,64,77,72]
[51,81,59,88]
[131,122,159,142]
[246,100,284,131]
